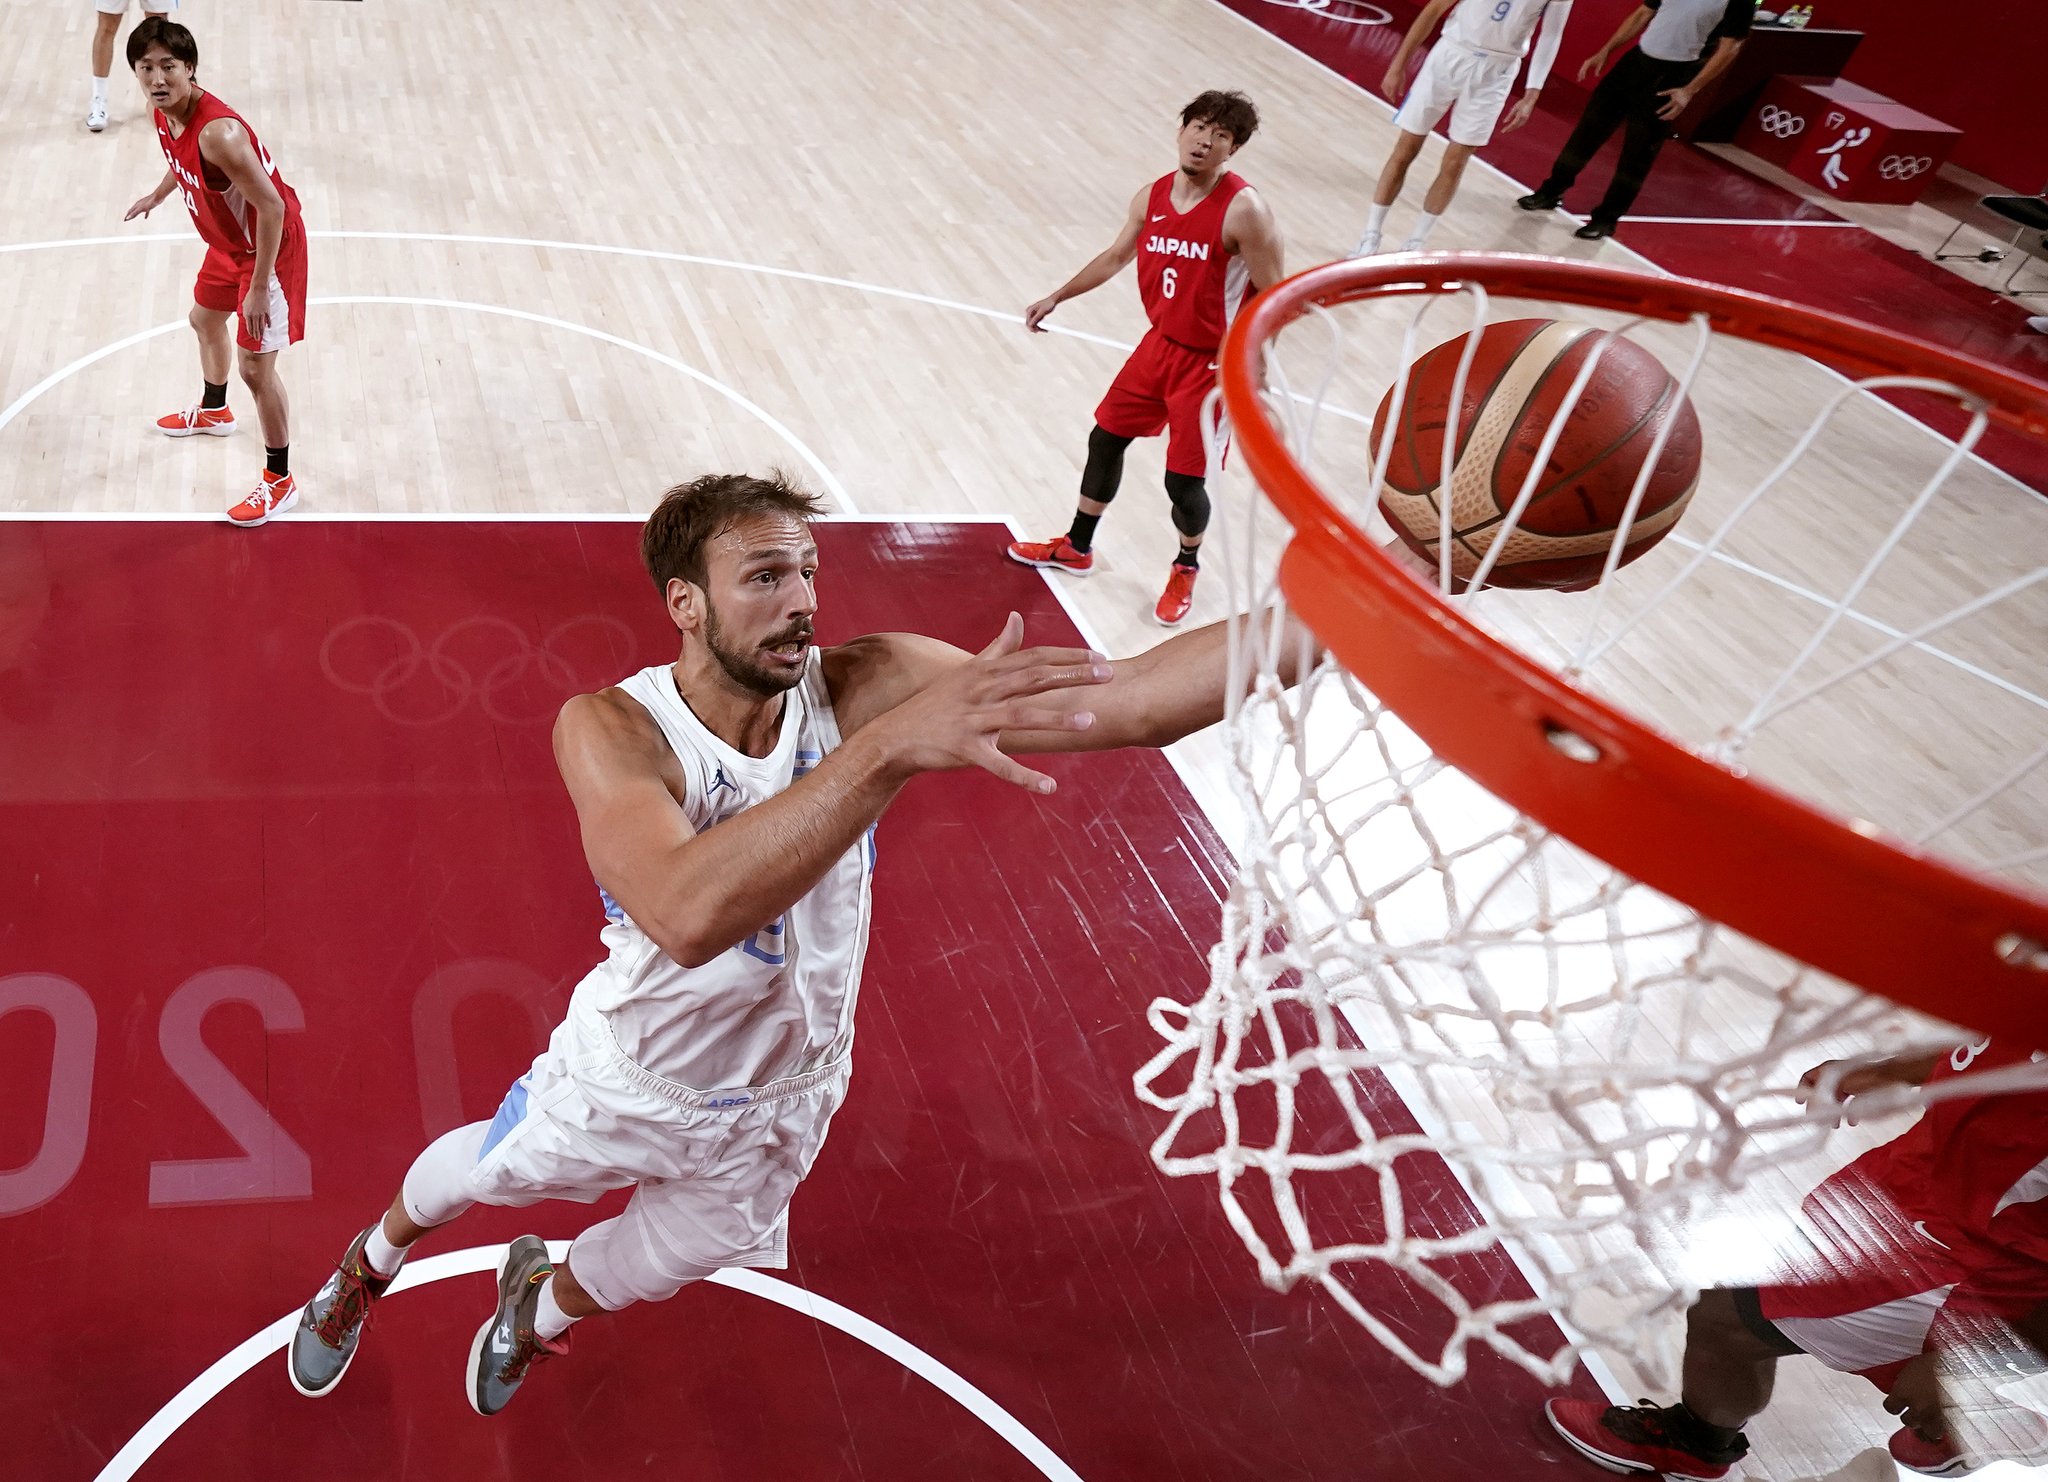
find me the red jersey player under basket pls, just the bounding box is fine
[123,17,308,527]
[1008,91,1284,628]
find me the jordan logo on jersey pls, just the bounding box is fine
[707,765,738,798]
[1145,235,1211,261]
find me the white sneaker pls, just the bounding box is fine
[2028,316,2048,334]
[1399,238,1428,253]
[1350,231,1383,258]
[86,99,108,133]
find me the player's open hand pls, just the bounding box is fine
[1502,94,1538,133]
[1024,297,1060,333]
[1577,50,1609,84]
[1884,1353,1948,1443]
[241,286,269,346]
[1382,55,1416,98]
[124,194,159,222]
[872,613,1111,793]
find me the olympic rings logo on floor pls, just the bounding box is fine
[1757,106,1806,139]
[1252,0,1394,26]
[320,613,641,726]
[1878,155,1933,180]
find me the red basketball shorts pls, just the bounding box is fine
[1742,1168,1965,1390]
[1095,327,1219,477]
[193,224,308,354]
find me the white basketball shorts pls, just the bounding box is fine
[96,0,180,14]
[462,995,849,1307]
[1395,42,1520,148]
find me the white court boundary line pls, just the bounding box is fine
[0,293,858,516]
[91,1243,1084,1482]
[1618,215,1859,228]
[0,230,2035,713]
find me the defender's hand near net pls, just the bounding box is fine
[1797,1051,1939,1124]
[868,614,1111,793]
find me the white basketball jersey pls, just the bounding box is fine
[1441,0,1560,55]
[574,653,876,1092]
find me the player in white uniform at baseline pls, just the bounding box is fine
[286,471,1309,1417]
[1353,0,1571,257]
[86,0,177,133]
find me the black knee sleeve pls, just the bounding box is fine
[1163,471,1210,539]
[1081,425,1133,505]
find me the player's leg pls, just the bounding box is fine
[1406,58,1511,251]
[88,2,124,130]
[287,1121,489,1398]
[1361,45,1459,256]
[1403,143,1477,252]
[160,252,242,439]
[227,246,307,526]
[1153,344,1215,627]
[1520,50,1642,212]
[1009,335,1166,573]
[1355,131,1426,257]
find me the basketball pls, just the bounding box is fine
[1372,318,1703,592]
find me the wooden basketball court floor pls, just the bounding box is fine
[2,2,2043,1479]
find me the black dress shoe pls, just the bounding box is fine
[1516,191,1563,211]
[1574,220,1617,240]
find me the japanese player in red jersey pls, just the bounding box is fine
[1008,91,1284,628]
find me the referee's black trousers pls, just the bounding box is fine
[1536,47,1702,227]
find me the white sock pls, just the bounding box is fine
[1366,202,1391,235]
[362,1222,413,1278]
[534,1274,579,1340]
[91,76,108,104]
[1404,213,1442,250]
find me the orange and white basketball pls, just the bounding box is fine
[1372,318,1703,591]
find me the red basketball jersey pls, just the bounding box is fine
[1135,171,1252,353]
[154,90,303,260]
[1848,1037,2048,1310]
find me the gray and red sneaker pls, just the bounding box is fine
[467,1235,570,1416]
[287,1225,393,1398]
[1005,533,1093,575]
[1544,1398,1749,1480]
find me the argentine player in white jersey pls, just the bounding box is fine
[284,472,1311,1417]
[1353,0,1572,257]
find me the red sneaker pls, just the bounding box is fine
[1005,533,1093,575]
[157,404,237,438]
[1890,1427,1975,1476]
[1544,1398,1747,1480]
[228,471,297,527]
[1154,563,1198,627]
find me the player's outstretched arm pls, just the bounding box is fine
[556,617,1109,966]
[1025,186,1149,331]
[834,611,1315,759]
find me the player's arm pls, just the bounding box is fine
[558,620,1109,966]
[1580,3,1653,81]
[124,167,179,222]
[1384,0,1459,98]
[1025,186,1149,332]
[1222,188,1284,294]
[831,611,1315,757]
[197,118,286,339]
[1657,31,1743,120]
[1503,1,1573,132]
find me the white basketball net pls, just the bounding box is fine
[1134,271,2048,1395]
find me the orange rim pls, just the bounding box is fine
[1221,252,2048,1038]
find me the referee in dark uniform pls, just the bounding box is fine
[1517,0,1756,238]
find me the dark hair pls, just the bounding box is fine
[128,16,198,70]
[1181,90,1259,147]
[641,471,827,592]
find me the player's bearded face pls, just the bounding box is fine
[695,518,818,698]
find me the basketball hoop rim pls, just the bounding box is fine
[1219,252,2048,1038]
